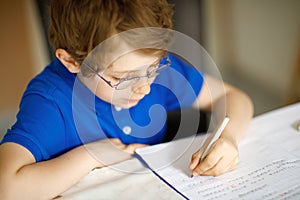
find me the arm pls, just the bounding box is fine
[0,139,146,200]
[0,142,98,200]
[190,75,254,176]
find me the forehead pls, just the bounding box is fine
[109,51,159,73]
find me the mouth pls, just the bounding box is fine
[120,96,144,104]
[118,95,145,107]
[126,99,141,104]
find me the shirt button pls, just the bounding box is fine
[115,106,122,111]
[122,126,132,135]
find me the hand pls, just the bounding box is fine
[189,133,239,176]
[106,138,148,154]
[85,138,148,168]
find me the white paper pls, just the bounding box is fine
[61,158,183,200]
[136,103,300,200]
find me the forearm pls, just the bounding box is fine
[213,89,254,143]
[3,145,99,200]
[191,77,254,176]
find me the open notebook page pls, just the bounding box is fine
[136,108,300,200]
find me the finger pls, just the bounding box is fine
[189,151,202,170]
[202,156,239,176]
[109,138,122,145]
[193,142,224,175]
[132,144,148,153]
[108,139,127,151]
[200,137,239,176]
[227,157,239,172]
[194,152,222,176]
[190,140,209,170]
[189,133,217,171]
[219,157,239,175]
[125,143,148,154]
[195,137,236,174]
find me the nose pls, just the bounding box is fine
[133,83,151,95]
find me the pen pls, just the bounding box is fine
[201,116,230,161]
[191,116,230,177]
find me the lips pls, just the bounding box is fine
[121,97,143,104]
[118,94,145,106]
[126,99,140,104]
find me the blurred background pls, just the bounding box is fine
[0,0,300,139]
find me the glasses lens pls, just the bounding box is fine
[116,78,140,90]
[115,57,170,90]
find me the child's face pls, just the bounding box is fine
[88,51,160,109]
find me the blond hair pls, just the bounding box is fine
[48,0,174,65]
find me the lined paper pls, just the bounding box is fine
[136,104,300,199]
[137,135,300,199]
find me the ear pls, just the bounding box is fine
[55,49,80,73]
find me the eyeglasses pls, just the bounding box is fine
[82,56,171,90]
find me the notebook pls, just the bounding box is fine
[135,105,300,199]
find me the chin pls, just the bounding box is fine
[114,99,141,109]
[122,102,139,109]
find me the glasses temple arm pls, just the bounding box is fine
[82,62,115,88]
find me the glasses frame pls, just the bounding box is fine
[82,56,171,90]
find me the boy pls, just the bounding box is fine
[0,0,253,199]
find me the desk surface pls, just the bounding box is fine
[60,158,182,200]
[60,103,300,200]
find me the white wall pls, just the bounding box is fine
[231,0,300,94]
[203,0,300,113]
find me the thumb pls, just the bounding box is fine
[125,143,148,154]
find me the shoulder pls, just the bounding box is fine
[23,59,76,103]
[159,53,205,86]
[157,53,204,90]
[150,53,205,109]
[168,54,202,73]
[15,59,76,137]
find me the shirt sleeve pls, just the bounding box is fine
[1,91,65,162]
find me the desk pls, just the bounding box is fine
[61,103,300,200]
[60,158,182,199]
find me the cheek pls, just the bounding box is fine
[94,81,137,107]
[110,89,132,100]
[94,82,114,102]
[94,82,131,102]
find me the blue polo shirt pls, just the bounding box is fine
[1,54,204,162]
